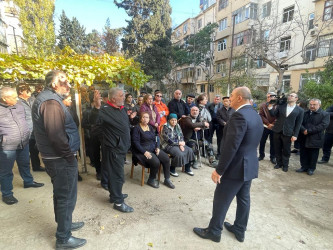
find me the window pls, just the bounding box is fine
[176,71,181,81]
[219,0,228,11]
[262,1,271,18]
[299,73,320,89]
[232,56,247,70]
[283,6,294,23]
[318,33,333,57]
[217,38,227,51]
[233,3,258,24]
[233,31,250,46]
[183,23,188,34]
[219,18,227,31]
[263,30,270,40]
[209,84,214,92]
[305,45,317,61]
[282,75,290,90]
[197,68,201,77]
[198,19,202,29]
[280,36,291,52]
[308,13,315,30]
[324,0,333,20]
[175,30,180,38]
[200,84,205,93]
[216,63,221,73]
[182,68,194,78]
[256,59,266,68]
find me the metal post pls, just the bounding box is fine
[227,14,236,96]
[10,25,19,55]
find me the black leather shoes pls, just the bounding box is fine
[24,181,44,188]
[270,158,277,164]
[32,166,45,172]
[296,168,307,173]
[109,194,128,203]
[224,222,244,242]
[258,156,264,161]
[113,203,134,213]
[318,160,328,164]
[282,167,288,172]
[274,165,281,169]
[2,195,18,205]
[164,179,175,189]
[193,227,221,242]
[147,178,159,188]
[307,170,314,176]
[291,149,299,153]
[71,222,84,231]
[56,236,86,249]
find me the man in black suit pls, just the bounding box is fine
[193,87,263,243]
[268,93,304,172]
[167,89,189,119]
[296,99,329,175]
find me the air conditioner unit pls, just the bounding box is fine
[221,72,226,77]
[310,30,317,37]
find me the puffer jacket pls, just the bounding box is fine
[0,102,30,150]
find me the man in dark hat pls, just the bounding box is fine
[185,94,196,111]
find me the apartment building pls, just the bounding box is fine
[214,0,333,93]
[0,0,24,55]
[0,3,8,53]
[171,2,218,100]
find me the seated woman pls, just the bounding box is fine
[131,112,175,189]
[161,113,195,177]
[140,94,160,132]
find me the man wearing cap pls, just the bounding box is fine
[208,95,223,146]
[258,92,277,164]
[0,87,44,205]
[185,94,196,111]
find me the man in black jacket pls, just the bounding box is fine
[318,104,333,164]
[216,97,235,157]
[95,87,136,213]
[0,87,44,205]
[167,89,189,119]
[268,93,304,172]
[296,99,329,175]
[32,70,86,249]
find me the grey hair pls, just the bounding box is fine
[309,98,321,105]
[45,70,64,87]
[108,87,123,100]
[0,87,16,99]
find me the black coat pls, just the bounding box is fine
[167,98,189,119]
[269,104,304,137]
[299,109,330,148]
[216,106,235,131]
[325,105,333,134]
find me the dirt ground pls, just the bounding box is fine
[0,143,332,250]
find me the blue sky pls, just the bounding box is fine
[54,0,201,34]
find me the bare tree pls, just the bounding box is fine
[246,0,333,91]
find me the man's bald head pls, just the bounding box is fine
[230,87,252,110]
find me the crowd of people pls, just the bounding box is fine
[0,70,332,249]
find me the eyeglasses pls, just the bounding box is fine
[155,95,162,97]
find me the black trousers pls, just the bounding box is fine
[300,145,320,171]
[273,132,292,168]
[259,128,275,159]
[135,149,170,179]
[29,138,41,169]
[103,149,126,204]
[90,137,101,174]
[208,179,252,235]
[209,122,220,145]
[217,128,224,156]
[322,132,333,161]
[43,158,78,242]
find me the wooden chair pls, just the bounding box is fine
[130,161,162,186]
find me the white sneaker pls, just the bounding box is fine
[185,171,194,176]
[170,171,179,177]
